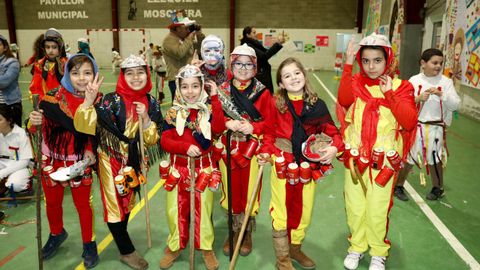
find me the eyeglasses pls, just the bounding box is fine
[232,62,255,70]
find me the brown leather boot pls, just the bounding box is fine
[240,216,255,256]
[272,229,295,270]
[290,244,316,269]
[159,247,181,269]
[202,250,219,270]
[119,251,149,270]
[223,230,239,256]
[223,214,242,256]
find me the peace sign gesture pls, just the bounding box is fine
[83,73,104,107]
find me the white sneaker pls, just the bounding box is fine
[368,256,386,270]
[343,252,364,270]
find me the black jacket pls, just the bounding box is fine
[241,37,283,93]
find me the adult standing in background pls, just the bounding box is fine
[162,9,204,101]
[0,35,22,126]
[241,26,285,93]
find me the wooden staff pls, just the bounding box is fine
[0,195,36,201]
[189,157,196,270]
[225,131,234,260]
[138,118,152,248]
[32,94,43,270]
[229,164,264,270]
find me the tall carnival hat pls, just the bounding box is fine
[356,33,394,76]
[230,43,257,72]
[167,9,196,29]
[201,35,225,70]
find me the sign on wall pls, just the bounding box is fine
[13,0,111,29]
[119,0,229,28]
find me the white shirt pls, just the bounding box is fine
[409,73,461,126]
[0,124,33,161]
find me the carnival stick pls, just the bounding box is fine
[0,195,36,201]
[32,94,43,270]
[225,131,234,260]
[229,164,264,270]
[138,118,152,248]
[189,157,196,270]
[349,158,367,196]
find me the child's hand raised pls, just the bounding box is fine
[346,38,359,65]
[204,80,217,96]
[379,75,392,93]
[84,73,104,107]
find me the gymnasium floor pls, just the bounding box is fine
[0,68,479,270]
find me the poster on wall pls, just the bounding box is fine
[316,36,329,47]
[443,0,480,90]
[304,44,315,53]
[390,0,404,75]
[365,0,382,35]
[293,41,304,51]
[264,34,278,48]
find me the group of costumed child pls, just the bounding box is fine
[19,27,454,270]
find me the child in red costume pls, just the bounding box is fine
[159,64,225,270]
[337,34,417,270]
[28,54,101,268]
[29,28,67,100]
[260,57,344,269]
[217,44,273,257]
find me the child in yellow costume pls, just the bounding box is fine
[336,34,417,270]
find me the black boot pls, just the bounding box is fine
[426,187,444,200]
[82,241,100,268]
[394,186,409,201]
[42,229,68,259]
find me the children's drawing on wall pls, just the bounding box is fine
[293,41,304,52]
[304,44,315,53]
[445,29,466,90]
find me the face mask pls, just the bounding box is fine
[201,40,224,70]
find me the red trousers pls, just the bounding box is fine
[42,165,94,243]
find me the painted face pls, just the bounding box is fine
[201,41,223,68]
[70,62,94,96]
[44,41,60,60]
[421,55,443,77]
[232,55,255,82]
[124,66,148,91]
[361,48,387,79]
[179,77,202,104]
[0,114,12,135]
[0,42,6,56]
[279,63,305,95]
